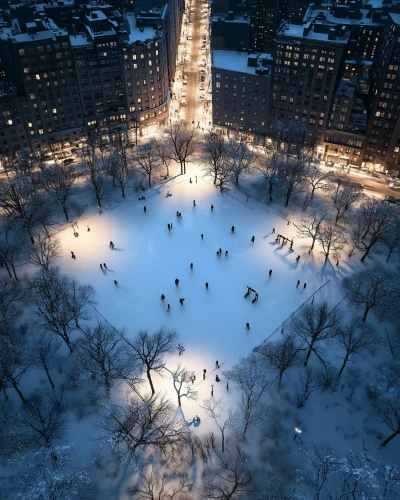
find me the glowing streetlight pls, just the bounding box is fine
[294,427,302,440]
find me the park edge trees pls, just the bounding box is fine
[126,327,178,395]
[164,122,197,175]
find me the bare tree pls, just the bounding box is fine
[371,391,400,447]
[96,392,188,463]
[11,394,67,452]
[317,221,346,260]
[24,235,61,270]
[39,161,79,221]
[288,301,341,366]
[164,122,197,175]
[151,137,172,178]
[78,145,106,208]
[169,364,198,407]
[76,322,132,399]
[0,276,25,326]
[335,320,377,378]
[330,185,362,224]
[7,444,94,499]
[30,331,62,390]
[29,266,96,352]
[202,131,227,185]
[304,164,332,200]
[296,205,329,251]
[255,151,280,202]
[126,327,178,395]
[381,216,400,263]
[257,334,299,389]
[0,327,32,404]
[226,139,257,185]
[0,220,28,280]
[298,443,343,499]
[278,156,306,207]
[223,353,271,440]
[135,142,161,187]
[342,267,395,322]
[200,398,236,453]
[351,200,398,262]
[128,468,191,500]
[295,363,337,407]
[201,442,254,499]
[107,146,134,198]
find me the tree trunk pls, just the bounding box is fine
[285,190,290,207]
[361,244,373,262]
[121,185,125,198]
[148,173,151,187]
[311,235,317,251]
[386,249,393,262]
[29,234,35,244]
[177,392,181,407]
[213,172,217,185]
[62,205,69,221]
[3,260,13,278]
[235,174,239,185]
[380,431,399,448]
[362,304,370,322]
[43,360,55,389]
[278,372,283,390]
[11,264,19,281]
[12,381,27,404]
[147,370,155,395]
[221,429,225,452]
[337,354,350,378]
[269,184,273,202]
[304,345,313,366]
[96,193,102,209]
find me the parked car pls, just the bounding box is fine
[63,158,75,165]
[385,195,400,204]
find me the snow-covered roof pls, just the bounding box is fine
[12,30,56,43]
[70,34,93,47]
[212,50,270,76]
[304,6,381,26]
[390,12,400,25]
[126,12,159,43]
[277,22,348,44]
[86,10,107,22]
[212,15,250,24]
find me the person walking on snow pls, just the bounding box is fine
[231,226,235,233]
[251,236,255,243]
[114,280,118,286]
[225,250,228,257]
[175,278,179,286]
[103,263,107,269]
[216,360,219,369]
[269,269,272,277]
[144,206,147,213]
[167,304,171,312]
[109,241,114,249]
[295,255,300,262]
[201,234,204,240]
[211,205,214,211]
[190,263,193,270]
[168,223,171,230]
[193,200,196,206]
[272,228,275,234]
[296,280,300,288]
[179,298,185,305]
[161,294,165,300]
[205,282,209,289]
[246,322,250,330]
[304,283,307,289]
[100,264,103,270]
[203,369,206,380]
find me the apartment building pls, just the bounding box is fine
[269,21,348,149]
[211,50,271,133]
[323,78,367,167]
[362,13,400,172]
[0,0,181,154]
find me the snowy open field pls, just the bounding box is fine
[49,163,400,496]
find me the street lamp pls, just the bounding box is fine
[294,427,302,440]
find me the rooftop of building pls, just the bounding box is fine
[277,21,349,44]
[212,50,271,76]
[390,12,400,24]
[304,6,381,26]
[212,14,250,24]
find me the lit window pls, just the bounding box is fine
[52,108,57,114]
[7,119,13,125]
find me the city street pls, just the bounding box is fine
[170,0,212,128]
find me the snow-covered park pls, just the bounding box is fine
[1,131,400,498]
